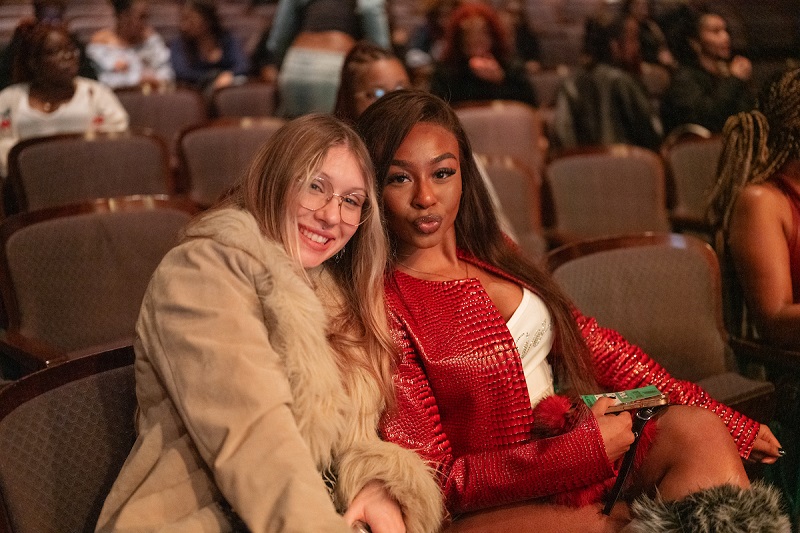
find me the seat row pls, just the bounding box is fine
[452,100,724,263]
[0,100,723,269]
[2,114,286,219]
[3,229,798,532]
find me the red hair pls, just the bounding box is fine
[440,2,512,64]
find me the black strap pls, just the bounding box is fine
[602,405,668,515]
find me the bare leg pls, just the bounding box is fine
[631,405,749,501]
[444,501,631,533]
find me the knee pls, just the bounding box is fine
[656,406,730,448]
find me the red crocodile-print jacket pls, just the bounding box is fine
[379,250,760,517]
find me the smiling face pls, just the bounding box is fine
[33,29,79,86]
[381,122,462,257]
[353,58,410,118]
[296,144,367,268]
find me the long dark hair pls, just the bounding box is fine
[333,41,401,124]
[182,0,225,42]
[356,90,598,394]
[11,20,70,83]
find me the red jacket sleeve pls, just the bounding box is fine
[575,310,760,458]
[380,310,616,516]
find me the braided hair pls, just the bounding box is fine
[708,67,800,233]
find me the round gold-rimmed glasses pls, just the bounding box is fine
[298,176,370,227]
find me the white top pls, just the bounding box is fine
[507,287,555,408]
[0,77,129,176]
[86,33,174,89]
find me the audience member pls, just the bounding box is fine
[333,41,519,246]
[87,0,174,89]
[403,0,457,89]
[554,14,662,150]
[619,0,673,67]
[256,0,390,117]
[0,22,129,177]
[170,0,249,94]
[95,114,442,532]
[0,0,97,91]
[660,5,754,135]
[334,41,410,124]
[357,90,786,532]
[498,0,541,75]
[430,2,537,107]
[709,67,800,348]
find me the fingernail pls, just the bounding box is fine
[778,448,786,457]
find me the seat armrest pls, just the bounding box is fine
[0,332,67,373]
[729,336,800,372]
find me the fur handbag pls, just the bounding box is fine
[625,481,791,533]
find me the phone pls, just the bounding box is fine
[582,385,668,413]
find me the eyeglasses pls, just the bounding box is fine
[299,176,370,226]
[360,84,408,102]
[42,47,79,61]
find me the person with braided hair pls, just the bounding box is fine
[708,67,800,349]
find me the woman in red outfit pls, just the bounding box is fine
[356,90,787,532]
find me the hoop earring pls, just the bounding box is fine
[334,247,345,263]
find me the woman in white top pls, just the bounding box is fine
[0,22,129,176]
[87,0,174,89]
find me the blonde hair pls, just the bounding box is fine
[708,67,800,233]
[220,114,397,403]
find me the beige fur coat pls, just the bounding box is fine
[96,208,442,533]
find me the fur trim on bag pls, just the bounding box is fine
[625,480,791,533]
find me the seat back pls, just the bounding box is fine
[6,132,171,214]
[548,233,728,382]
[115,87,208,157]
[662,135,723,229]
[0,346,136,533]
[455,100,545,177]
[0,196,198,357]
[211,82,278,118]
[545,145,670,240]
[476,154,546,262]
[178,117,286,206]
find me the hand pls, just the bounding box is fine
[749,425,782,464]
[212,71,235,90]
[468,55,505,84]
[591,397,635,463]
[729,55,752,81]
[343,480,406,533]
[259,65,279,84]
[113,59,130,73]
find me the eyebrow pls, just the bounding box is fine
[390,152,458,168]
[314,172,367,195]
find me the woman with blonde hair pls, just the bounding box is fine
[96,113,442,532]
[708,67,800,348]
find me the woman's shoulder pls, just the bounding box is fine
[737,182,787,208]
[0,82,29,101]
[732,181,793,227]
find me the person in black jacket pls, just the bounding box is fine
[660,5,753,135]
[554,14,662,150]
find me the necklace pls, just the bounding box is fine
[396,259,470,281]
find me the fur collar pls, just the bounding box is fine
[184,208,351,469]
